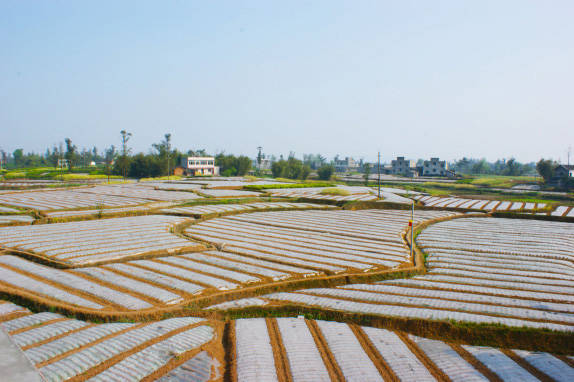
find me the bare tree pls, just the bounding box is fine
[119,130,132,179]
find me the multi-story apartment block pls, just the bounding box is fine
[423,157,449,176]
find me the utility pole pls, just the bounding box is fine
[257,146,263,174]
[568,146,572,167]
[377,151,381,199]
[410,200,414,261]
[58,142,64,182]
[166,134,171,181]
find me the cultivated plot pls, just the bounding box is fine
[0,248,322,312]
[44,201,177,219]
[179,179,289,189]
[551,205,574,218]
[0,215,34,225]
[0,215,198,266]
[138,181,205,191]
[162,202,335,217]
[0,302,220,382]
[73,184,204,201]
[0,205,20,213]
[196,189,261,198]
[241,217,574,332]
[186,209,456,274]
[0,189,151,210]
[412,195,547,212]
[265,186,379,202]
[233,317,574,382]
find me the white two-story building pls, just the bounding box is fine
[182,157,219,176]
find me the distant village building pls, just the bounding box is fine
[173,166,186,177]
[423,157,449,176]
[554,164,574,178]
[391,157,417,177]
[551,164,574,187]
[253,156,273,171]
[334,157,359,173]
[181,156,219,176]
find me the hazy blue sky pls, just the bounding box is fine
[1,1,573,163]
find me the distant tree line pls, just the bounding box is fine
[1,131,252,179]
[452,157,536,176]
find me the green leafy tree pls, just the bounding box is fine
[363,163,371,185]
[256,147,263,173]
[64,138,77,170]
[536,159,557,183]
[504,158,523,176]
[299,165,311,180]
[271,160,288,178]
[104,145,116,181]
[317,164,334,180]
[128,153,162,178]
[152,133,175,176]
[236,156,252,176]
[214,153,252,176]
[471,159,491,174]
[12,149,24,167]
[116,130,132,179]
[48,146,60,168]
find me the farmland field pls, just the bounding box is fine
[2,300,572,381]
[0,215,201,266]
[0,208,457,314]
[186,209,456,274]
[223,217,574,334]
[412,194,551,212]
[162,201,334,217]
[0,179,572,380]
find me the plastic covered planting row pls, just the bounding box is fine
[163,201,333,216]
[234,318,573,382]
[418,195,542,212]
[0,189,151,210]
[0,215,195,265]
[263,292,573,332]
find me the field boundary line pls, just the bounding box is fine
[0,310,31,323]
[142,320,225,382]
[66,320,211,382]
[0,263,114,309]
[449,343,503,381]
[8,316,69,335]
[36,322,149,368]
[152,257,245,287]
[555,354,574,368]
[21,323,97,351]
[395,331,451,382]
[223,320,237,382]
[69,270,163,306]
[305,319,345,382]
[500,349,555,382]
[349,324,400,381]
[265,317,293,382]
